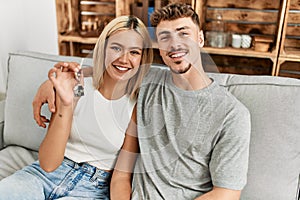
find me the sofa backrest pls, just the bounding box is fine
[208,73,300,200]
[4,51,92,151]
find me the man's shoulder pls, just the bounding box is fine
[138,65,169,102]
[209,81,250,117]
[149,64,169,74]
[143,64,169,83]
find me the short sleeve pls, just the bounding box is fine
[210,100,251,190]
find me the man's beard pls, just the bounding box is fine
[170,62,192,74]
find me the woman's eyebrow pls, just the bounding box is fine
[110,42,142,50]
[110,42,123,46]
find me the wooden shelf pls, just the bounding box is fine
[203,47,277,61]
[194,0,290,76]
[58,34,98,44]
[280,49,300,61]
[55,0,134,56]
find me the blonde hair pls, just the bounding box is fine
[93,16,153,100]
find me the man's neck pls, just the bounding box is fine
[171,65,212,91]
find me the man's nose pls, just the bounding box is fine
[169,36,182,50]
[170,39,182,50]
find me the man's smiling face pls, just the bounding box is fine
[156,17,204,74]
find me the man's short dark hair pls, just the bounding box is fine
[150,3,201,28]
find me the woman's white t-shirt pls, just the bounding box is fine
[65,78,136,170]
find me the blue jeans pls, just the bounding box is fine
[0,157,111,200]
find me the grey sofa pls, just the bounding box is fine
[0,51,299,199]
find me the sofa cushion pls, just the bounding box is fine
[0,146,38,180]
[209,73,300,200]
[4,51,92,151]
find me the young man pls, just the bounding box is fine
[33,3,250,199]
[129,3,250,200]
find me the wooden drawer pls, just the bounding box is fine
[278,61,300,79]
[202,54,273,75]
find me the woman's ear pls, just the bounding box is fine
[198,30,204,48]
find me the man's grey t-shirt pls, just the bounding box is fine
[132,67,251,199]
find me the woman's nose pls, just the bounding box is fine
[118,52,129,63]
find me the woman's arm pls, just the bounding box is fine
[110,106,139,200]
[38,68,78,172]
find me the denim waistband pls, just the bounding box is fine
[63,157,112,181]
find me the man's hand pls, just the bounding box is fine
[32,80,55,128]
[32,62,81,128]
[48,66,80,106]
[55,62,81,73]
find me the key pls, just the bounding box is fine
[73,84,84,97]
[73,60,84,97]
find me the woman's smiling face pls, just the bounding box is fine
[104,29,144,82]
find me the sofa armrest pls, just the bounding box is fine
[0,93,5,150]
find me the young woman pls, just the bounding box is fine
[0,15,153,199]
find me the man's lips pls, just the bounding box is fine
[168,50,188,60]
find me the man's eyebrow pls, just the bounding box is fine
[158,30,171,36]
[158,26,190,36]
[157,26,191,36]
[176,26,190,31]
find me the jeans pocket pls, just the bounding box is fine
[90,177,110,199]
[90,174,110,190]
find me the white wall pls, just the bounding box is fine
[0,0,58,94]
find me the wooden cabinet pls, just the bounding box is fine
[55,0,134,57]
[196,0,288,76]
[55,0,299,78]
[55,0,197,57]
[195,0,300,78]
[276,0,300,78]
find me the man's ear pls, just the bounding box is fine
[198,30,204,48]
